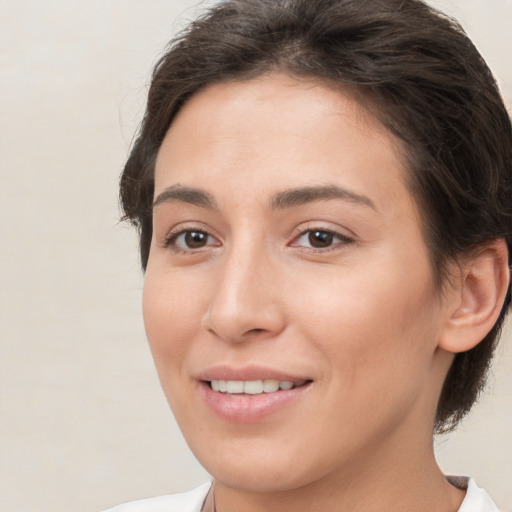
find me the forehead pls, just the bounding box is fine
[162,74,399,159]
[154,74,415,219]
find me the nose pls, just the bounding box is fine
[201,243,286,343]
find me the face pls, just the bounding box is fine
[144,75,451,492]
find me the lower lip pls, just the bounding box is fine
[199,381,312,423]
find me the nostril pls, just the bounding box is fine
[242,328,269,337]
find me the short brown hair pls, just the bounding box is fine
[120,0,512,432]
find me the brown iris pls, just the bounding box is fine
[308,230,334,248]
[184,231,209,248]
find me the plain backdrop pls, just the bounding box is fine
[1,1,511,511]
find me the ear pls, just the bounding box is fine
[438,239,510,354]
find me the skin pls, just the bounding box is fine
[143,74,468,511]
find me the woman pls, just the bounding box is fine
[105,0,512,510]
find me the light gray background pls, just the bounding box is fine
[1,1,511,511]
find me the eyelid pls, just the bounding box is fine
[289,223,355,251]
[161,224,221,252]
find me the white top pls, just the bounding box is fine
[457,478,500,512]
[102,482,211,512]
[102,478,500,512]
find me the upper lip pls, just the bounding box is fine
[196,364,312,383]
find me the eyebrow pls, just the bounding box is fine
[152,183,376,212]
[153,185,218,210]
[270,185,377,211]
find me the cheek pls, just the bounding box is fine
[142,269,203,381]
[291,266,441,453]
[290,253,440,390]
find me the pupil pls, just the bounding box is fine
[308,230,333,248]
[185,231,207,248]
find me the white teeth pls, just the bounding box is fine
[262,379,280,393]
[209,379,305,394]
[226,381,244,393]
[244,380,264,394]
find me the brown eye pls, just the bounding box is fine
[292,228,353,251]
[167,229,218,251]
[184,231,209,248]
[308,230,334,248]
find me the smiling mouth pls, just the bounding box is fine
[208,379,310,395]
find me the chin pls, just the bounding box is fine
[190,437,325,493]
[208,462,312,494]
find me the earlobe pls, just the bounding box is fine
[438,239,510,354]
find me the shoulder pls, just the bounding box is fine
[101,482,212,512]
[448,477,500,512]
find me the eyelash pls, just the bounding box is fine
[162,225,354,254]
[290,225,354,253]
[163,226,220,253]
